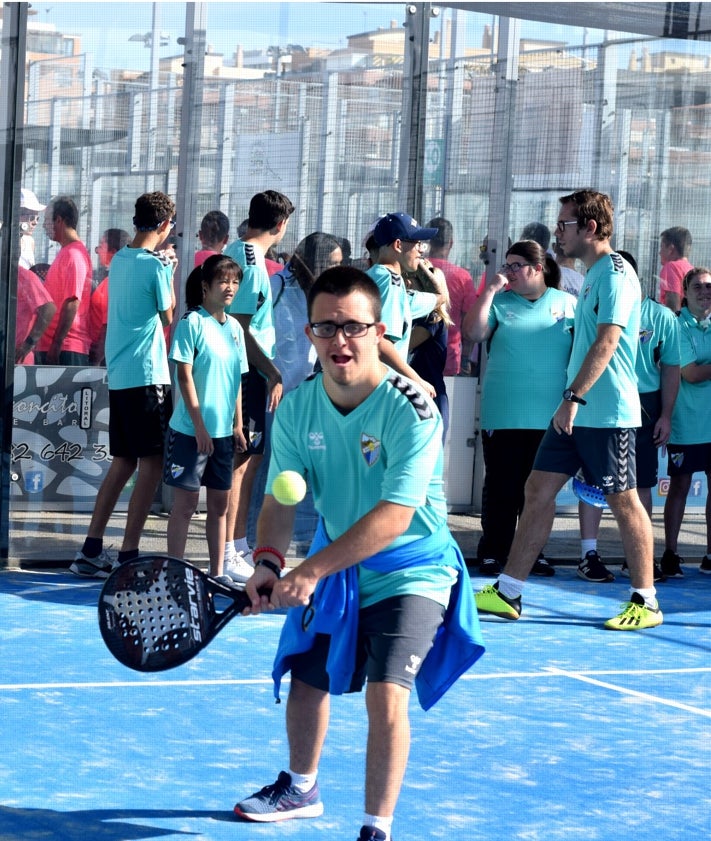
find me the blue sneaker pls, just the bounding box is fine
[234,771,323,822]
[358,827,389,841]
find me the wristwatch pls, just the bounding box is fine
[563,388,587,406]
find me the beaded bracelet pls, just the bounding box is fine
[254,558,281,578]
[253,546,286,570]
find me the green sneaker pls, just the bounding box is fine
[475,584,521,620]
[604,592,663,631]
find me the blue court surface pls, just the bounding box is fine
[2,565,710,840]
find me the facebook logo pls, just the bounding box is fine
[24,471,44,494]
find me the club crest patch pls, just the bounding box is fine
[170,464,185,479]
[670,452,684,468]
[361,433,381,466]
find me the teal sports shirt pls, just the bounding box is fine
[481,287,576,429]
[670,307,711,445]
[105,246,173,389]
[224,239,276,357]
[568,252,641,428]
[169,306,248,438]
[636,296,680,395]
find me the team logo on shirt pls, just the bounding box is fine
[308,431,325,450]
[639,328,654,344]
[360,433,381,466]
[550,307,565,322]
[583,284,592,299]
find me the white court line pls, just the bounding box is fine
[544,665,711,718]
[3,666,711,692]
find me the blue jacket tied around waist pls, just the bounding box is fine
[272,521,485,710]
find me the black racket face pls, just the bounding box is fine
[98,556,245,672]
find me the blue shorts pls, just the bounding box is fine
[163,428,234,491]
[636,391,662,489]
[241,368,268,455]
[109,384,172,459]
[533,424,638,494]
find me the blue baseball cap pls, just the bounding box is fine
[372,213,439,248]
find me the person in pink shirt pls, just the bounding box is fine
[15,266,57,364]
[426,217,477,375]
[89,228,130,365]
[194,209,230,267]
[37,196,93,365]
[659,226,693,313]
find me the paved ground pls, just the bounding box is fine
[7,507,710,570]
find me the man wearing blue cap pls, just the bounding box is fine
[367,212,446,397]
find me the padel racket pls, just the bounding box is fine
[572,473,607,508]
[98,555,267,672]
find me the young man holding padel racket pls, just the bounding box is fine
[235,266,484,841]
[475,189,663,631]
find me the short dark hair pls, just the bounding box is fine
[185,254,242,310]
[520,222,551,250]
[617,249,638,274]
[559,189,614,241]
[307,265,382,322]
[49,196,79,229]
[133,192,175,231]
[199,210,230,245]
[660,226,692,257]
[247,190,294,231]
[508,240,561,289]
[683,266,710,292]
[103,228,130,254]
[427,216,453,248]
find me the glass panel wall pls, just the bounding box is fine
[6,2,711,561]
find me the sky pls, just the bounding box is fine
[30,1,610,73]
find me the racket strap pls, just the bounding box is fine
[255,558,281,578]
[254,546,286,570]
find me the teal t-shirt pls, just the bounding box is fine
[224,239,276,358]
[670,307,711,445]
[169,306,248,438]
[481,287,576,429]
[568,252,641,428]
[366,264,435,360]
[636,296,681,395]
[268,368,454,606]
[105,246,173,389]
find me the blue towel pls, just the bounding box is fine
[272,521,485,711]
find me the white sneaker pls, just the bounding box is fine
[224,550,255,584]
[69,548,117,579]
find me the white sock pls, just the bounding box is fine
[233,537,250,554]
[632,586,657,608]
[581,539,597,557]
[288,769,317,793]
[497,573,525,600]
[223,542,235,560]
[363,815,393,839]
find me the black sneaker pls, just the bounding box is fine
[358,827,389,841]
[478,558,501,576]
[700,555,711,575]
[660,549,684,578]
[577,550,615,582]
[620,561,667,583]
[531,553,555,577]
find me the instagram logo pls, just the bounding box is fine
[658,477,671,496]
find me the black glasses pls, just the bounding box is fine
[555,220,578,235]
[310,321,376,339]
[499,262,533,274]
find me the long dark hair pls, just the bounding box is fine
[289,232,342,293]
[507,239,561,289]
[185,254,242,309]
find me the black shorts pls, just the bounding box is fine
[163,428,234,491]
[667,442,711,477]
[290,595,445,694]
[108,385,172,459]
[636,391,662,489]
[241,368,267,456]
[533,424,638,494]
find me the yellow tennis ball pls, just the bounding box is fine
[272,470,307,506]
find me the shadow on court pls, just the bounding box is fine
[0,806,237,840]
